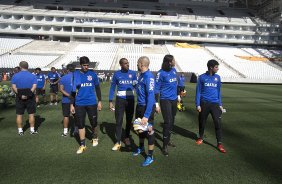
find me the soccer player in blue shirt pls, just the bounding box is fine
[11,61,38,135]
[70,56,102,154]
[178,72,186,98]
[34,68,47,107]
[155,55,178,156]
[133,56,156,167]
[47,67,60,105]
[109,58,137,151]
[59,64,75,137]
[195,59,226,153]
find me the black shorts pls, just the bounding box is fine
[75,105,98,129]
[16,97,36,115]
[50,85,58,94]
[135,104,156,125]
[62,103,71,117]
[36,88,45,96]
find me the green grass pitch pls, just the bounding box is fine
[0,82,281,184]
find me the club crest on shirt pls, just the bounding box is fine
[214,78,218,81]
[129,74,132,78]
[87,75,92,81]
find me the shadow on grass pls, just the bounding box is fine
[100,121,116,144]
[0,117,4,123]
[223,126,282,182]
[23,115,45,132]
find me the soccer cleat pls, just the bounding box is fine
[37,105,40,108]
[132,147,145,156]
[162,146,169,157]
[217,144,226,153]
[76,145,86,154]
[92,138,99,147]
[49,103,53,106]
[124,138,131,146]
[168,142,176,148]
[142,156,154,167]
[61,133,68,137]
[18,132,24,136]
[196,138,203,145]
[30,131,38,135]
[112,143,121,151]
[54,102,58,106]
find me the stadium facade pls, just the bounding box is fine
[0,0,282,84]
[0,0,281,45]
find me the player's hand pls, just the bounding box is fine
[148,125,153,132]
[220,106,223,112]
[70,105,75,114]
[197,106,201,112]
[220,106,226,113]
[155,106,161,114]
[97,101,102,111]
[141,117,148,125]
[178,95,181,102]
[109,102,115,111]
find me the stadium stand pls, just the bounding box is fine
[0,37,33,55]
[0,53,59,68]
[206,45,282,80]
[0,0,281,83]
[166,44,241,79]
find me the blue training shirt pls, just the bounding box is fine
[136,69,155,118]
[59,72,73,104]
[109,69,137,101]
[72,70,100,106]
[11,71,37,89]
[35,73,46,89]
[155,68,178,100]
[47,72,60,84]
[178,76,185,87]
[195,71,222,107]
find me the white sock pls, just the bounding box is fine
[18,128,23,133]
[63,128,68,134]
[30,127,35,132]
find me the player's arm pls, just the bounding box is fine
[59,84,70,97]
[195,75,202,112]
[154,72,161,113]
[142,76,155,125]
[43,77,47,90]
[31,76,37,93]
[108,73,117,110]
[11,84,17,94]
[11,75,18,93]
[94,73,102,111]
[53,74,60,84]
[218,76,223,111]
[132,71,138,88]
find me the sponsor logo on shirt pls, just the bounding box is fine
[81,83,93,87]
[149,78,154,91]
[204,83,217,87]
[156,73,160,82]
[119,80,133,84]
[169,78,177,82]
[87,75,92,81]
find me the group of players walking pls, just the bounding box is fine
[10,55,226,167]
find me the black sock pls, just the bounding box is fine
[139,142,144,149]
[80,139,85,146]
[148,150,154,157]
